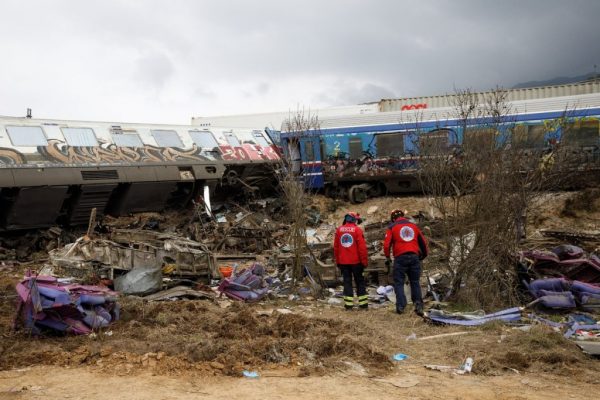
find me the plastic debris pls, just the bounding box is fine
[242,370,260,378]
[461,357,474,373]
[392,353,408,361]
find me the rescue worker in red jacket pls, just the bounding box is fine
[333,212,369,310]
[383,209,428,316]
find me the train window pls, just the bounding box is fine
[225,134,241,147]
[419,130,449,154]
[252,132,269,146]
[562,120,599,147]
[349,137,363,159]
[6,126,48,146]
[464,128,496,149]
[304,140,315,161]
[111,133,143,147]
[512,124,546,148]
[189,130,219,149]
[151,130,184,148]
[376,133,404,157]
[61,127,98,147]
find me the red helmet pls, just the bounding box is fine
[344,212,362,224]
[390,209,405,221]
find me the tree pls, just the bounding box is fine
[417,87,578,308]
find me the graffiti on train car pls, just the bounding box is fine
[0,147,26,165]
[0,142,280,166]
[0,140,220,166]
[39,140,216,164]
[321,155,419,179]
[218,144,280,161]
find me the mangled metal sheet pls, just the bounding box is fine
[49,229,215,278]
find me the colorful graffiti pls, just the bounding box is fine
[0,140,281,166]
[218,144,280,161]
[321,155,420,179]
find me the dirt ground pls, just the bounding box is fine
[1,190,599,398]
[1,364,598,400]
[2,294,600,398]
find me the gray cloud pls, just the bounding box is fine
[316,82,396,105]
[135,52,175,90]
[0,0,598,123]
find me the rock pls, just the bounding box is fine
[210,361,225,370]
[367,206,379,215]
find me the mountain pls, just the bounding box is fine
[512,72,598,89]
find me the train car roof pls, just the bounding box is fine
[281,92,600,135]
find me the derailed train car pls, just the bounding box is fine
[0,116,280,230]
[280,92,600,202]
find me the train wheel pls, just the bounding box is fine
[349,185,367,203]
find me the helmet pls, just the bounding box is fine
[343,212,363,225]
[390,209,405,221]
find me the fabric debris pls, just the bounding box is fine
[217,263,270,302]
[427,307,522,326]
[15,272,119,335]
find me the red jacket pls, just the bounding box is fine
[383,217,428,259]
[333,222,368,267]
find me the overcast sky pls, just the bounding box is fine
[0,0,598,124]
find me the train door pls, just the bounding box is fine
[299,137,324,189]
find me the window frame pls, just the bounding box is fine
[225,133,241,147]
[151,129,184,148]
[111,132,144,148]
[562,120,599,147]
[6,125,49,147]
[375,132,405,158]
[419,129,450,154]
[348,137,363,159]
[189,130,219,150]
[60,127,99,147]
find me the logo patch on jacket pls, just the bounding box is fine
[340,233,354,248]
[400,226,415,242]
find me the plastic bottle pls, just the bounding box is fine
[462,357,474,372]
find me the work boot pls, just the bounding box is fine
[359,304,368,310]
[344,305,353,311]
[414,302,424,317]
[396,307,404,315]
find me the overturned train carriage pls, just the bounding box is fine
[0,116,280,230]
[280,91,600,202]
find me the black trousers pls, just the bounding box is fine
[338,265,368,308]
[393,253,423,309]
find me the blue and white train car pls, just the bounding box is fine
[280,91,600,202]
